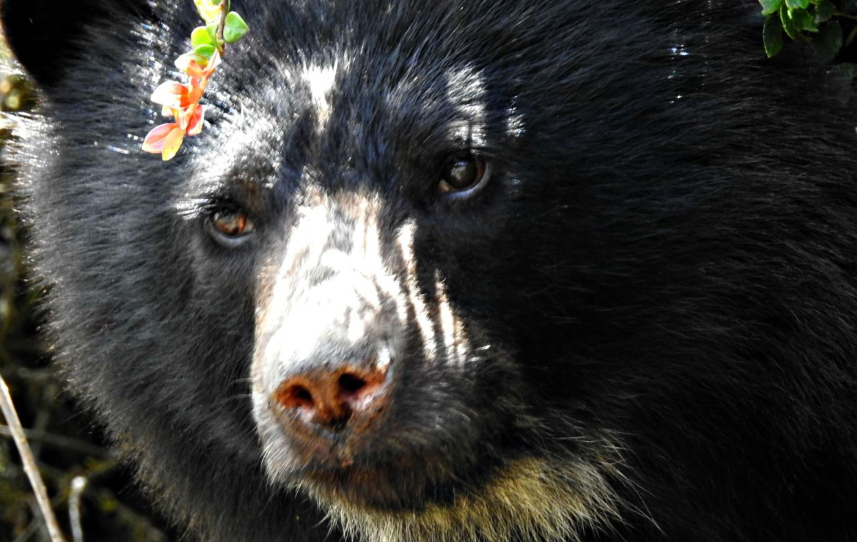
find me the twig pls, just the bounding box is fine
[847,26,857,49]
[69,476,88,542]
[833,10,857,21]
[215,1,229,55]
[0,425,113,459]
[11,515,41,542]
[0,372,67,542]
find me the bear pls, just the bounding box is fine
[3,0,857,541]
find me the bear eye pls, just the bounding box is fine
[207,208,255,246]
[438,154,490,198]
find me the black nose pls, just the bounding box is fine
[272,363,390,430]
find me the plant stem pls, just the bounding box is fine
[0,373,67,542]
[216,4,228,55]
[847,26,857,48]
[833,10,857,21]
[69,476,88,542]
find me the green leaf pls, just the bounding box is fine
[223,12,250,44]
[191,26,215,48]
[791,9,817,32]
[193,0,224,24]
[785,0,810,8]
[759,0,782,16]
[812,20,842,62]
[206,23,219,44]
[780,5,798,39]
[192,43,217,60]
[814,0,834,23]
[763,14,785,57]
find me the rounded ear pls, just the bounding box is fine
[1,0,145,90]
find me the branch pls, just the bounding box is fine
[0,424,113,459]
[0,372,67,542]
[216,1,228,55]
[69,476,88,542]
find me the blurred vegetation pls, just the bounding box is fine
[760,0,857,63]
[0,35,172,542]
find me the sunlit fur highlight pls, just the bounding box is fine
[309,456,627,542]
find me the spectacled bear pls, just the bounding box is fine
[3,0,857,541]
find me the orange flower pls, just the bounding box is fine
[143,103,204,160]
[151,81,203,110]
[190,53,220,93]
[175,51,221,90]
[141,0,247,161]
[176,103,205,136]
[144,55,212,161]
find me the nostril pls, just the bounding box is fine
[274,381,315,410]
[338,367,388,404]
[292,386,314,405]
[270,365,389,431]
[338,372,367,395]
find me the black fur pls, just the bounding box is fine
[3,0,857,541]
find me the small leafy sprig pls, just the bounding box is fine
[760,0,857,60]
[142,0,250,160]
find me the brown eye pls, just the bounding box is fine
[208,209,255,245]
[439,155,489,195]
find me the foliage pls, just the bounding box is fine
[143,0,250,160]
[760,0,857,61]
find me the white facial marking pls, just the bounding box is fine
[302,62,338,127]
[444,66,487,146]
[396,220,437,361]
[434,271,468,367]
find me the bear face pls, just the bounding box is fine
[3,0,857,541]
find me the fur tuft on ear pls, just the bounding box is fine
[1,0,144,89]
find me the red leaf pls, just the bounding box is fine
[186,105,204,136]
[142,123,178,153]
[161,127,186,161]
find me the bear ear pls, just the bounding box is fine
[1,0,144,89]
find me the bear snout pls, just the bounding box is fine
[272,362,391,432]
